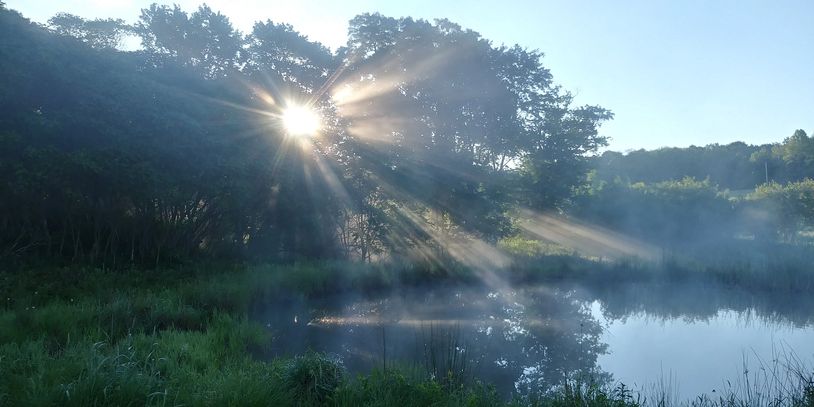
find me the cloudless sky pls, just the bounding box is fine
[7,0,813,151]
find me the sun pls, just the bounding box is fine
[281,105,321,137]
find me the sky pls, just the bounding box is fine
[6,0,813,152]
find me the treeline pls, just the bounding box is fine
[575,131,814,248]
[2,2,810,268]
[572,176,814,246]
[592,129,814,190]
[0,4,611,266]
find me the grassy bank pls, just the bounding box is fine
[1,260,813,406]
[0,263,630,406]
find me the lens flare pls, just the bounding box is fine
[282,105,321,137]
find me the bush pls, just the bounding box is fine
[282,351,346,404]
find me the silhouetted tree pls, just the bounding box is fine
[48,13,133,49]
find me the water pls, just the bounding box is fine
[252,281,814,401]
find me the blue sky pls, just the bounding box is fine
[6,0,813,152]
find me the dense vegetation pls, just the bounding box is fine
[2,2,812,266]
[591,130,814,190]
[2,1,814,406]
[0,3,612,267]
[579,132,814,248]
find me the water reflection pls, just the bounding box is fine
[254,285,609,396]
[578,281,814,327]
[579,281,814,399]
[252,281,814,400]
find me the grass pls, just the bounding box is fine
[1,258,814,406]
[0,262,497,406]
[637,347,814,407]
[418,324,477,389]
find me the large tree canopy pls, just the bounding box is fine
[0,4,611,265]
[332,14,611,237]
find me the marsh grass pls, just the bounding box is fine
[686,349,814,407]
[624,346,814,407]
[517,381,642,407]
[0,312,276,406]
[418,323,479,389]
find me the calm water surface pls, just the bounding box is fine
[252,281,814,401]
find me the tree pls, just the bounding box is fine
[337,14,611,243]
[1,4,613,265]
[592,142,767,190]
[246,20,334,92]
[573,176,735,244]
[772,129,814,181]
[748,179,814,241]
[137,4,243,77]
[48,13,133,49]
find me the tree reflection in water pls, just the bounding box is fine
[253,279,814,400]
[255,285,611,397]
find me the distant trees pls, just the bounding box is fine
[592,130,814,190]
[572,172,814,245]
[763,129,814,183]
[573,176,735,244]
[747,179,814,241]
[592,142,765,190]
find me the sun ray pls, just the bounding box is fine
[517,209,660,261]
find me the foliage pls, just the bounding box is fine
[590,129,814,191]
[520,382,641,407]
[0,4,610,267]
[3,2,814,406]
[283,352,346,404]
[769,129,814,182]
[572,177,734,244]
[48,13,133,49]
[0,6,340,264]
[747,179,814,241]
[336,13,611,244]
[498,236,574,258]
[136,4,245,77]
[591,142,765,190]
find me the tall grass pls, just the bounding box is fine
[2,262,814,405]
[282,352,345,404]
[685,349,814,407]
[418,324,478,389]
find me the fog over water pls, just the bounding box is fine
[253,281,814,401]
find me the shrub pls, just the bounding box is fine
[282,352,346,404]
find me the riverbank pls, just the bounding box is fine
[0,263,610,406]
[2,259,814,406]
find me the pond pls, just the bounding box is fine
[252,281,814,402]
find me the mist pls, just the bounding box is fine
[1,2,813,406]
